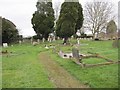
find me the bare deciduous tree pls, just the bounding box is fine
[84,1,114,38]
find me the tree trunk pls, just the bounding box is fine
[63,37,68,45]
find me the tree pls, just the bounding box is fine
[2,18,18,44]
[84,1,113,39]
[0,17,2,45]
[106,20,117,39]
[56,0,83,44]
[31,0,55,40]
[75,3,84,32]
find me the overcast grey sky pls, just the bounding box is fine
[0,0,119,37]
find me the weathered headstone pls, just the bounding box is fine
[53,36,56,41]
[31,38,33,44]
[72,48,80,59]
[45,45,49,49]
[72,48,84,67]
[19,40,22,45]
[42,38,45,42]
[37,39,40,43]
[112,39,119,48]
[3,43,8,48]
[32,42,38,46]
[49,37,52,42]
[57,37,60,40]
[77,38,80,45]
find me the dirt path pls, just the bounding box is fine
[39,52,89,88]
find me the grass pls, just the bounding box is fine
[2,43,54,88]
[49,39,118,88]
[2,39,119,88]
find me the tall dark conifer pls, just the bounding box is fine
[31,0,55,40]
[56,0,83,44]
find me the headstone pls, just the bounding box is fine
[31,38,33,44]
[77,38,80,45]
[112,39,119,48]
[45,45,49,49]
[53,36,56,41]
[49,37,52,42]
[72,48,82,64]
[3,43,8,48]
[37,39,40,43]
[42,38,45,42]
[57,37,60,40]
[32,42,38,46]
[48,36,50,42]
[23,39,25,42]
[19,40,22,45]
[72,48,80,59]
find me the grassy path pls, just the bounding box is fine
[39,52,89,88]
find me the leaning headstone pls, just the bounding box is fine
[72,48,84,67]
[72,48,80,59]
[3,43,8,48]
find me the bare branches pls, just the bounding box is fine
[84,1,114,38]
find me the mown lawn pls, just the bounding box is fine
[2,43,54,88]
[2,39,119,88]
[49,39,119,88]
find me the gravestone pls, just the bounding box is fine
[42,38,45,42]
[19,40,21,43]
[3,43,8,48]
[72,48,84,67]
[77,38,80,45]
[32,42,38,46]
[37,39,40,43]
[31,38,33,44]
[112,39,119,48]
[72,48,80,59]
[53,36,56,41]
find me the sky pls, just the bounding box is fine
[0,0,119,37]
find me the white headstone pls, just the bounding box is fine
[53,36,56,41]
[32,42,38,46]
[57,37,60,40]
[77,38,80,45]
[45,45,49,49]
[19,40,22,45]
[42,38,45,42]
[3,43,8,47]
[49,37,52,42]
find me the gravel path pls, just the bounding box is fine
[39,52,89,88]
